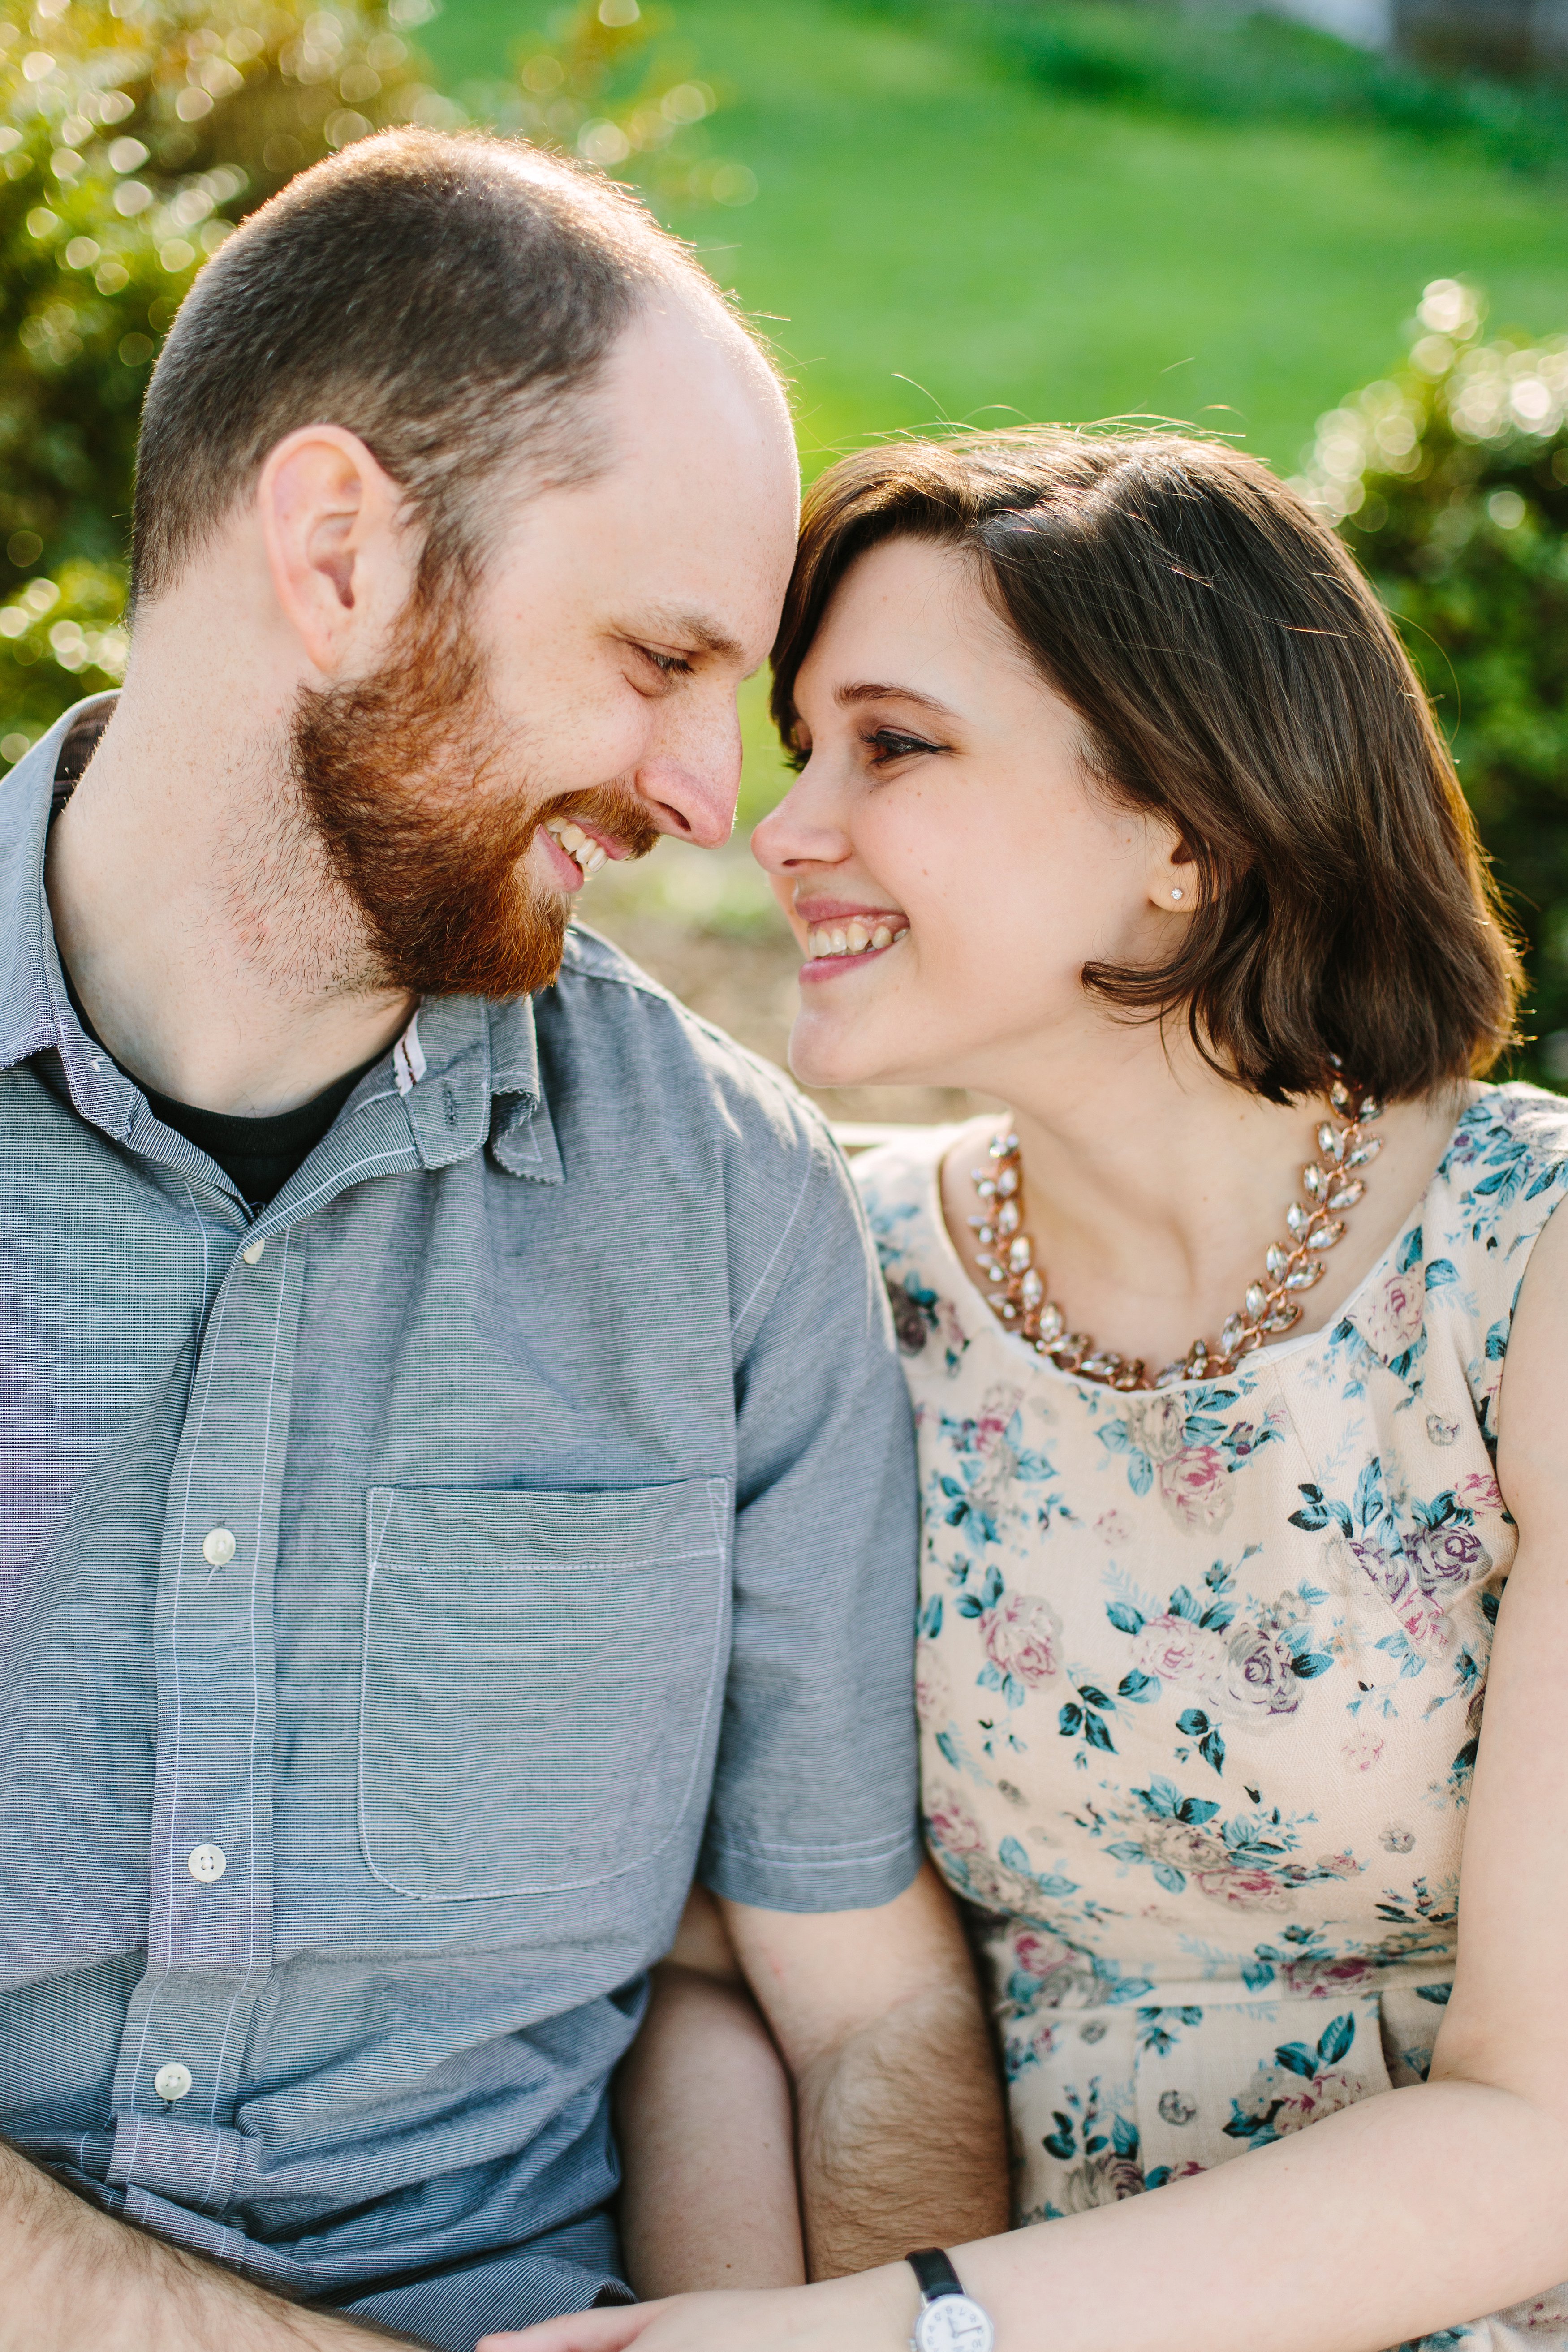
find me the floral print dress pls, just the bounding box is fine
[856,1085,1568,2352]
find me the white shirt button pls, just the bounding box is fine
[187,1843,227,1884]
[202,1527,236,1568]
[240,1237,266,1265]
[153,2062,192,2103]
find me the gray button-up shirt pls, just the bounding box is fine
[0,703,921,2347]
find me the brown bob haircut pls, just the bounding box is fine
[770,432,1521,1104]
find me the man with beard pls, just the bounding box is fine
[0,133,1006,2352]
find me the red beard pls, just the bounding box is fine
[291,590,659,1000]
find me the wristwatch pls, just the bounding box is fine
[905,2248,996,2352]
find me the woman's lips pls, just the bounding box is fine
[793,898,907,926]
[798,913,909,982]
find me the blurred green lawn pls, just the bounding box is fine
[425,0,1568,825]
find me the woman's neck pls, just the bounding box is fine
[939,1033,1470,1377]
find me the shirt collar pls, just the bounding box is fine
[0,698,110,1076]
[0,693,563,1187]
[0,697,145,1153]
[486,991,563,1183]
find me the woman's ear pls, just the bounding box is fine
[256,424,412,677]
[1150,835,1199,914]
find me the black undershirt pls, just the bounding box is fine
[137,1060,382,1210]
[51,706,383,1210]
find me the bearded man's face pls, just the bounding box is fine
[290,583,659,1002]
[285,300,801,999]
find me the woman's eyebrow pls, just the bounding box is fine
[834,680,960,719]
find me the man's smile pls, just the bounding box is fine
[537,813,639,891]
[542,814,614,880]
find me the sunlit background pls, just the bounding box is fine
[2,0,1566,1117]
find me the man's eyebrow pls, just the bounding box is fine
[629,607,746,663]
[835,681,961,719]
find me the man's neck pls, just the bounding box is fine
[44,663,414,1118]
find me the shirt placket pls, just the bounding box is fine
[108,1223,306,2223]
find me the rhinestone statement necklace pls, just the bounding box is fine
[970,1078,1385,1391]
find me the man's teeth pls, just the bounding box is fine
[806,919,908,960]
[544,817,608,877]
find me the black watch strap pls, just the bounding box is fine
[907,2248,965,2303]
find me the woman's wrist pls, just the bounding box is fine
[813,2262,920,2345]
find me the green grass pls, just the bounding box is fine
[422,0,1568,821]
[969,2,1568,167]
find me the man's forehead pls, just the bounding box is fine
[599,294,796,495]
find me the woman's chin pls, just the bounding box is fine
[786,1011,907,1093]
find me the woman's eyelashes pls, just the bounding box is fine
[780,724,946,775]
[862,724,945,768]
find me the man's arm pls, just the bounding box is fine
[614,1889,806,2296]
[722,1861,1009,2278]
[0,2138,420,2352]
[691,1129,1004,2273]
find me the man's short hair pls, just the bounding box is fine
[132,128,711,603]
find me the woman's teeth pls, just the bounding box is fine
[544,817,608,877]
[807,919,908,960]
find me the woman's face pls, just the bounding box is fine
[752,535,1188,1094]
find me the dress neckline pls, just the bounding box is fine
[905,1091,1497,1396]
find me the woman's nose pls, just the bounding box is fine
[751,766,848,875]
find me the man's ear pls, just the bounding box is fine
[257,425,412,677]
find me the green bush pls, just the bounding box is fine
[0,0,742,764]
[0,0,439,755]
[1295,279,1568,1077]
[446,2,756,210]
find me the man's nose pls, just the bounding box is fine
[635,701,743,848]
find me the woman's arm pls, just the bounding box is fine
[615,1887,806,2297]
[493,1202,1568,2352]
[487,2061,1568,2352]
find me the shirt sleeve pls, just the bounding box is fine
[698,1118,922,1913]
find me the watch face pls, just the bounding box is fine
[914,2294,995,2352]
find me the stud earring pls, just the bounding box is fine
[1170,887,1184,902]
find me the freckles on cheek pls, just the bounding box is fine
[901,854,974,948]
[524,677,645,787]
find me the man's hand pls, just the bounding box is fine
[719,1862,1008,2276]
[0,2138,418,2352]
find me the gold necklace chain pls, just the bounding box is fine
[970,1078,1385,1391]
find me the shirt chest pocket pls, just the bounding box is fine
[358,1479,731,1901]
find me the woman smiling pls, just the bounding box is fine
[499,433,1568,2352]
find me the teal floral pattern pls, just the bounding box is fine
[856,1086,1568,2352]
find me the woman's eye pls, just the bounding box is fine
[865,727,939,767]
